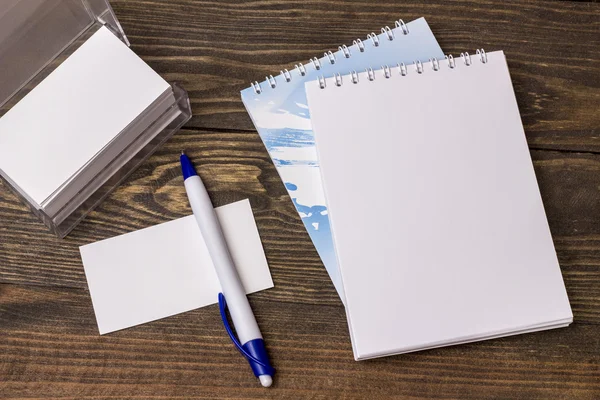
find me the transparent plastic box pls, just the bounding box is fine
[0,0,192,237]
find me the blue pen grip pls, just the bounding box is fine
[218,293,275,377]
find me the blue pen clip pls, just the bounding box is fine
[218,293,275,377]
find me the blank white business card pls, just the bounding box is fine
[0,26,170,205]
[80,199,274,334]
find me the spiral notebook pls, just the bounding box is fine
[306,50,573,360]
[241,18,444,299]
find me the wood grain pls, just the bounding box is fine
[1,283,599,399]
[1,0,599,398]
[0,128,342,305]
[1,129,600,321]
[108,0,600,151]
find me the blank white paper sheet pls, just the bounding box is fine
[80,199,274,334]
[306,51,572,360]
[0,26,170,205]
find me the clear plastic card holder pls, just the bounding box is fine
[0,0,192,237]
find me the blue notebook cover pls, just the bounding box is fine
[241,18,444,300]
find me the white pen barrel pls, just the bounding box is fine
[184,176,262,344]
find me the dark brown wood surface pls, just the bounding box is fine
[1,0,599,398]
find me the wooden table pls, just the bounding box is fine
[1,1,599,398]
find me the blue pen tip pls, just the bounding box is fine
[180,152,197,180]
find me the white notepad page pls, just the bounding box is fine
[80,199,274,334]
[0,26,171,205]
[306,51,572,360]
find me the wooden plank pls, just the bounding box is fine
[0,128,599,324]
[0,283,599,399]
[108,0,600,151]
[1,1,599,397]
[0,128,339,304]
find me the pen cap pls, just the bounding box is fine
[242,338,275,377]
[218,293,275,378]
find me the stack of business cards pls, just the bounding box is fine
[0,26,174,218]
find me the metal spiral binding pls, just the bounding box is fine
[367,32,380,47]
[476,49,487,63]
[339,44,351,58]
[324,51,336,64]
[398,62,407,76]
[310,57,322,70]
[414,60,424,74]
[353,39,365,52]
[318,75,327,89]
[266,75,276,88]
[366,67,376,81]
[295,63,307,76]
[315,49,489,90]
[382,65,392,78]
[251,81,262,94]
[281,69,292,82]
[250,18,415,94]
[381,26,394,40]
[461,52,472,66]
[334,73,343,87]
[395,19,409,35]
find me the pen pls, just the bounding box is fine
[180,152,275,387]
